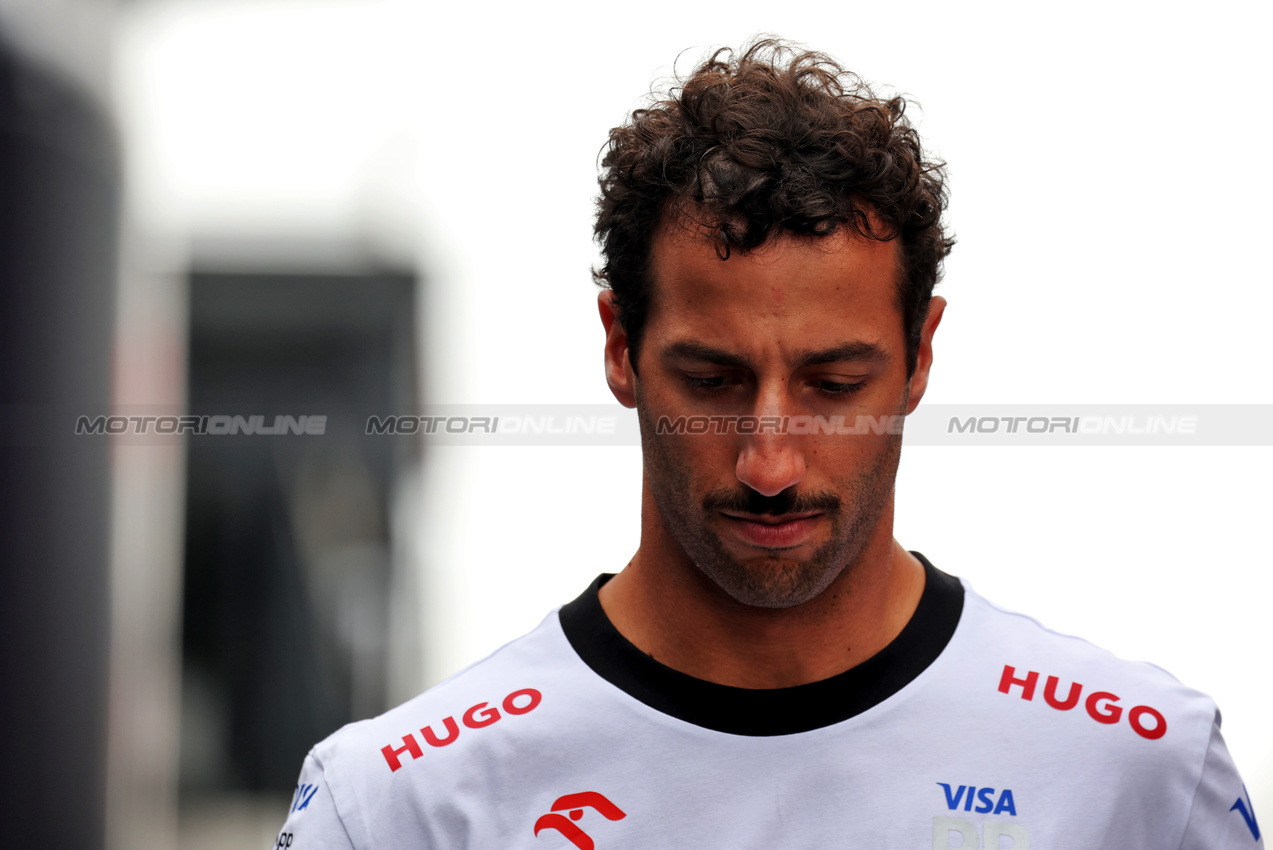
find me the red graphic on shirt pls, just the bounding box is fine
[379,687,543,773]
[997,664,1168,740]
[533,792,626,849]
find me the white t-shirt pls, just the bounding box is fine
[273,555,1263,849]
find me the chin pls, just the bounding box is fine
[697,556,846,610]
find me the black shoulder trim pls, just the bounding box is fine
[558,552,963,736]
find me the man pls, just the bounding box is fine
[276,40,1261,849]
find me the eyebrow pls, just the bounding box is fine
[791,342,888,369]
[661,341,887,369]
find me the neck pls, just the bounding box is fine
[598,483,926,689]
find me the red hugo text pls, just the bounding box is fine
[381,688,542,773]
[998,665,1167,740]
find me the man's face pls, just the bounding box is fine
[613,223,937,610]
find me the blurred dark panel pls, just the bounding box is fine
[0,35,119,850]
[182,270,417,796]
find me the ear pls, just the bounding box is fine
[599,290,637,408]
[905,295,946,415]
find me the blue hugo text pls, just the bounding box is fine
[937,784,1017,816]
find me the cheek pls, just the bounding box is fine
[806,432,894,474]
[670,435,737,478]
[807,434,862,459]
[646,429,745,492]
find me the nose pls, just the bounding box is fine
[734,406,807,498]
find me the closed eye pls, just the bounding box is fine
[815,380,867,397]
[686,376,866,399]
[685,375,736,392]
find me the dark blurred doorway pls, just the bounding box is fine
[181,269,418,802]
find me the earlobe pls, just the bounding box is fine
[905,295,946,415]
[599,290,637,409]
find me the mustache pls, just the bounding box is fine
[702,486,840,517]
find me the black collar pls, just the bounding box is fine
[558,553,963,736]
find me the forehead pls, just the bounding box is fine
[645,223,903,349]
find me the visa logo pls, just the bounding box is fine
[937,783,1017,816]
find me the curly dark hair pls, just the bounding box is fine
[593,38,954,376]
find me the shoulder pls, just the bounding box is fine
[928,579,1263,846]
[302,607,584,845]
[956,580,1215,727]
[940,579,1217,790]
[316,606,576,763]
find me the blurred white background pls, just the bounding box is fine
[2,0,1268,846]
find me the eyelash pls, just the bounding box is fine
[685,377,866,398]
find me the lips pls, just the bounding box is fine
[720,511,822,549]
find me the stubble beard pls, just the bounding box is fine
[636,402,902,610]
